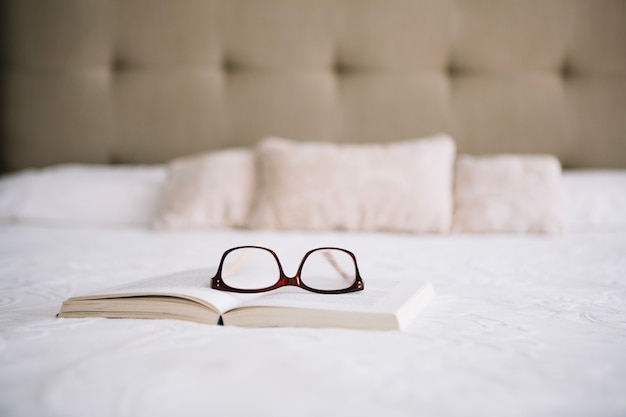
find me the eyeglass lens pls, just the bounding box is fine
[300,249,357,290]
[221,248,279,290]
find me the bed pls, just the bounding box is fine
[1,1,626,416]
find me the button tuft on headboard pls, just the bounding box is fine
[112,57,128,73]
[333,60,352,76]
[223,57,242,74]
[560,60,575,80]
[446,62,462,78]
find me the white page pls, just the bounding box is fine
[237,279,432,314]
[69,269,260,314]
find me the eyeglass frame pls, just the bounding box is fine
[210,245,365,294]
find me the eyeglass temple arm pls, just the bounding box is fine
[221,242,264,278]
[321,250,352,280]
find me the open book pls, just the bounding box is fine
[58,269,434,330]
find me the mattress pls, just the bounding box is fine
[1,224,625,417]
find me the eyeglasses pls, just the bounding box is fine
[211,246,365,294]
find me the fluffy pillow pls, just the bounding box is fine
[562,170,626,233]
[453,154,563,233]
[246,135,456,232]
[153,149,255,230]
[0,164,166,227]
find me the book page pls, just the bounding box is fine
[235,279,430,315]
[69,269,259,314]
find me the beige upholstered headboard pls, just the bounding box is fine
[1,0,625,171]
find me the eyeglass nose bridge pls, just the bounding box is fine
[246,251,303,289]
[263,251,295,289]
[281,274,303,287]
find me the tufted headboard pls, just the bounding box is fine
[1,0,625,171]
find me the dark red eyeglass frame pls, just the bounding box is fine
[210,245,365,294]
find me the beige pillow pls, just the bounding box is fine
[247,135,456,232]
[154,149,255,230]
[453,154,563,233]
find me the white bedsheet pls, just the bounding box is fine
[1,225,625,417]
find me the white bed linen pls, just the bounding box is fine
[1,225,625,417]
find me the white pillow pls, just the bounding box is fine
[247,135,456,232]
[453,154,564,233]
[153,149,256,230]
[0,164,166,227]
[562,170,626,233]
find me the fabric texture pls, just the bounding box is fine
[154,148,255,230]
[453,154,563,233]
[2,225,626,417]
[0,164,165,227]
[247,135,456,232]
[2,1,626,170]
